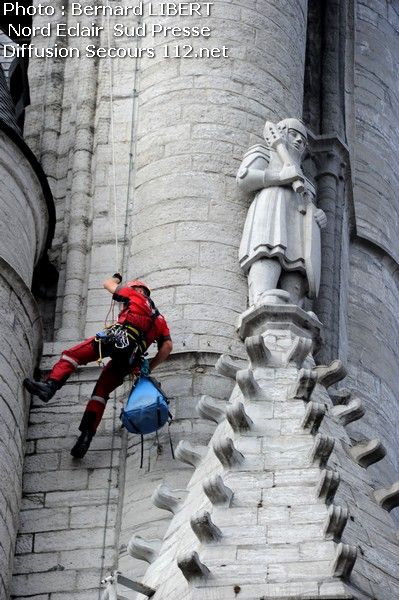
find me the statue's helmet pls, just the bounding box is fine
[277,118,308,140]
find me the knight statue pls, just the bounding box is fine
[237,118,327,307]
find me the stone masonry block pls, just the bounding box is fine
[18,508,69,534]
[23,470,89,494]
[11,570,76,596]
[34,527,114,553]
[267,522,324,544]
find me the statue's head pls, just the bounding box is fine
[277,118,307,160]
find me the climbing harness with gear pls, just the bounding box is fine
[95,323,148,366]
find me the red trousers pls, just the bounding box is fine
[49,337,132,433]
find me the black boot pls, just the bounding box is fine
[70,431,94,459]
[23,378,59,403]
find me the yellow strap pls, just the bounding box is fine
[125,324,140,335]
[124,324,148,350]
[95,338,104,366]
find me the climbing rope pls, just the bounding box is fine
[98,1,145,593]
[97,4,123,596]
[106,0,120,272]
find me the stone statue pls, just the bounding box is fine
[237,118,326,307]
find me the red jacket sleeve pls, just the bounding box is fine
[155,315,171,347]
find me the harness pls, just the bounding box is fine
[95,302,160,367]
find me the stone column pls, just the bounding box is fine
[346,0,399,486]
[0,126,50,598]
[119,0,309,579]
[311,136,354,365]
[54,3,100,341]
[129,0,309,358]
[302,0,355,366]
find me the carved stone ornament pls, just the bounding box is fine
[349,439,386,468]
[213,437,244,468]
[196,395,226,424]
[374,482,399,512]
[301,401,326,433]
[237,301,322,349]
[237,118,326,306]
[330,397,365,425]
[177,551,210,581]
[226,402,253,432]
[151,483,188,514]
[215,354,245,379]
[310,434,335,466]
[203,474,234,506]
[331,543,357,579]
[127,535,161,564]
[324,505,349,539]
[245,334,272,368]
[290,368,317,400]
[317,469,341,504]
[314,359,347,388]
[286,336,313,367]
[236,369,269,402]
[190,510,223,543]
[328,387,351,406]
[175,440,207,468]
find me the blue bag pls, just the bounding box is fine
[120,375,170,435]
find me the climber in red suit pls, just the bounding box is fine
[23,275,173,458]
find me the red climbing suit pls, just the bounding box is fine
[47,285,171,433]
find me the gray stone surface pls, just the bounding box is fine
[11,365,121,599]
[136,307,399,598]
[353,1,399,261]
[346,240,399,488]
[0,63,19,133]
[2,1,399,599]
[0,131,49,286]
[0,109,49,597]
[345,1,399,505]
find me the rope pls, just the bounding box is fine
[97,386,119,600]
[104,0,121,327]
[104,299,116,328]
[106,0,120,272]
[120,17,142,279]
[98,2,143,593]
[98,6,121,596]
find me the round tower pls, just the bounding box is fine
[346,0,399,487]
[118,0,309,575]
[0,64,53,599]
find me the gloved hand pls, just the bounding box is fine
[112,273,122,283]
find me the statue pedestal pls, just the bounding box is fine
[237,299,323,365]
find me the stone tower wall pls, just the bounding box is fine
[346,0,399,488]
[0,123,50,596]
[5,0,399,598]
[12,2,311,597]
[118,0,310,579]
[129,0,308,358]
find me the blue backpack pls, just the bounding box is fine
[121,375,170,434]
[120,376,174,467]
